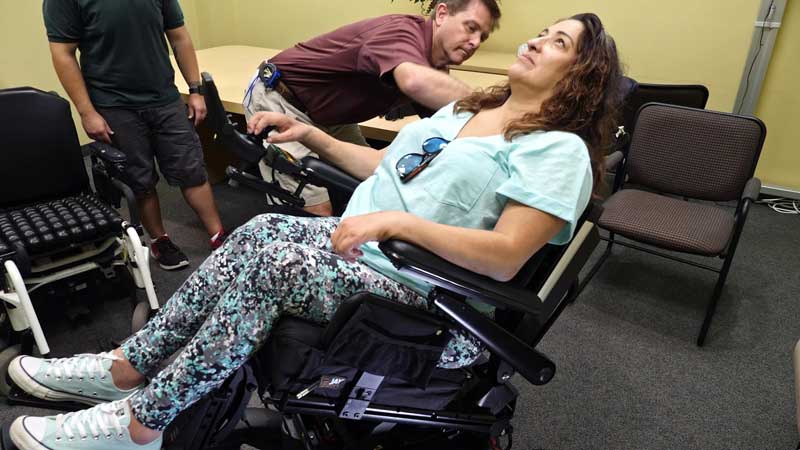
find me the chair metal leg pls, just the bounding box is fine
[696,254,735,347]
[573,232,615,300]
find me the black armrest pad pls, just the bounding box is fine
[222,128,267,165]
[742,177,761,202]
[435,295,554,385]
[302,157,361,194]
[604,150,624,171]
[84,142,126,165]
[378,240,542,316]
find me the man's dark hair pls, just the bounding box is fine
[429,0,501,31]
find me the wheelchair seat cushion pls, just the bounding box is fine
[0,193,122,256]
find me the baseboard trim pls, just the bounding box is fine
[761,185,800,200]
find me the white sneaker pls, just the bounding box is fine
[10,400,162,450]
[8,352,142,405]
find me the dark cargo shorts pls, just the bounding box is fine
[97,99,208,196]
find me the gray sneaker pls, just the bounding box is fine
[8,352,142,405]
[10,399,163,450]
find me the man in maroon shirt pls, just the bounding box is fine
[243,0,500,216]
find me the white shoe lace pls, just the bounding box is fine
[44,352,119,383]
[54,400,127,442]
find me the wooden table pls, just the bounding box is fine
[450,50,517,75]
[172,45,507,180]
[172,45,507,140]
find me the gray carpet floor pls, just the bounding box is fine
[1,176,798,450]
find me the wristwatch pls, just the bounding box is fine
[188,81,203,95]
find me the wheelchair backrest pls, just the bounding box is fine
[0,87,90,208]
[499,203,600,347]
[200,72,230,137]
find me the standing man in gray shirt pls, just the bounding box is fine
[244,0,501,216]
[43,0,227,271]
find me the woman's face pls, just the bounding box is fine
[509,19,585,94]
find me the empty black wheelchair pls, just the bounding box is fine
[0,87,159,397]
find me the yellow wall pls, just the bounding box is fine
[0,1,71,120]
[185,0,759,112]
[1,0,797,191]
[0,0,202,143]
[185,0,418,50]
[754,0,800,191]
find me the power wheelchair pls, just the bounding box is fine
[153,73,605,450]
[167,75,601,448]
[151,211,600,450]
[0,75,601,449]
[0,87,159,397]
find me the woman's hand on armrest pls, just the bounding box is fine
[333,202,565,282]
[247,111,312,143]
[332,211,410,261]
[246,111,385,180]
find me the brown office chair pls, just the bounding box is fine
[581,103,766,346]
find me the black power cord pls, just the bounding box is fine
[737,0,776,114]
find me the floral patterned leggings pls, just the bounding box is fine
[120,214,482,430]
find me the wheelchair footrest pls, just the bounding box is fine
[5,384,86,412]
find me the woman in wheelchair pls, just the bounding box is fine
[7,13,621,450]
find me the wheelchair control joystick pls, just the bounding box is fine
[245,125,276,146]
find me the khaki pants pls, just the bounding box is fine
[243,78,367,206]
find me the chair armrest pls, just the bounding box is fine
[219,127,267,165]
[378,240,542,316]
[84,142,126,167]
[605,150,624,171]
[378,239,556,386]
[84,142,143,228]
[435,294,555,385]
[302,157,361,194]
[741,177,761,202]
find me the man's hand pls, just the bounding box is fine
[81,110,114,144]
[247,111,312,143]
[187,93,207,126]
[331,211,407,262]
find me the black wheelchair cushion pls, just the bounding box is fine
[0,193,122,256]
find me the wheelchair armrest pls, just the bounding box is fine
[84,142,143,228]
[220,126,267,165]
[301,157,361,194]
[378,240,542,316]
[434,294,555,385]
[378,240,557,386]
[84,141,126,167]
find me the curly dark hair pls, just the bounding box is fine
[454,13,623,190]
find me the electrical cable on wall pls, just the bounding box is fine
[737,0,775,114]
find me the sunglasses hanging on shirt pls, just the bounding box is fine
[395,137,450,183]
